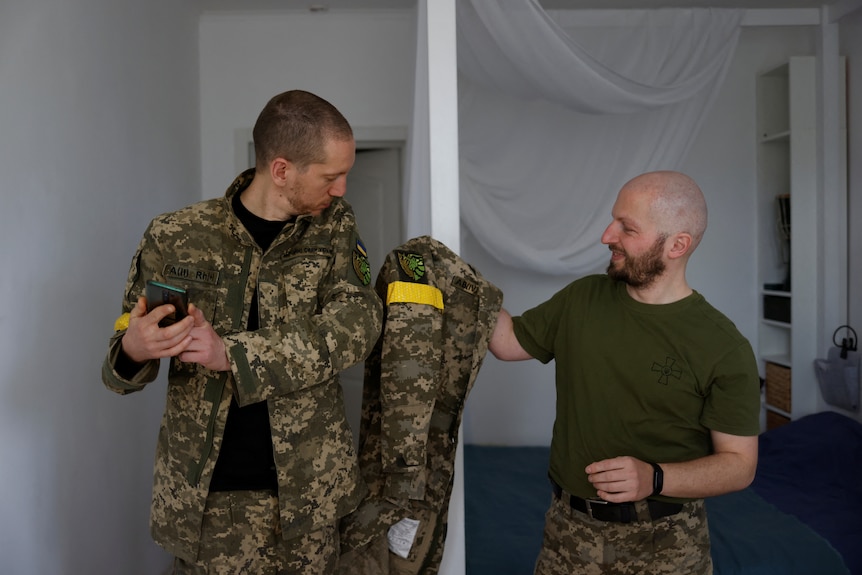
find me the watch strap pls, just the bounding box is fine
[649,462,664,497]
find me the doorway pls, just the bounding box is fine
[341,142,405,447]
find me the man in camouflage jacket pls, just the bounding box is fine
[338,236,503,575]
[102,90,382,573]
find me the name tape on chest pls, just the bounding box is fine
[163,264,220,286]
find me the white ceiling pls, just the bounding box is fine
[198,0,838,12]
[540,0,836,7]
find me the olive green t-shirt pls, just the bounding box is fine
[513,274,761,502]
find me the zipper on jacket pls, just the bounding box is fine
[187,372,229,486]
[187,246,254,486]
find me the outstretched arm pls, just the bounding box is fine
[489,308,534,361]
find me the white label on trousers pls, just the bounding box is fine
[387,517,421,559]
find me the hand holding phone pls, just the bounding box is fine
[145,280,190,327]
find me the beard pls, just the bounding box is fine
[606,235,667,288]
[286,180,328,217]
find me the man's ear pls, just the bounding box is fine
[270,157,293,186]
[667,232,692,260]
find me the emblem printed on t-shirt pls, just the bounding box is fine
[651,356,682,385]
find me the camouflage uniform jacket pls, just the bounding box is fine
[340,236,503,554]
[101,169,383,561]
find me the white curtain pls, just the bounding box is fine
[406,0,744,275]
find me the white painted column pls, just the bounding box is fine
[423,1,465,574]
[426,0,461,251]
[817,10,849,361]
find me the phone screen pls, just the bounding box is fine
[145,280,189,326]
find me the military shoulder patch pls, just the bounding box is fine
[352,238,371,286]
[396,251,427,283]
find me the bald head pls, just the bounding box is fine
[621,171,708,254]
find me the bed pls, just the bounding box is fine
[465,410,862,575]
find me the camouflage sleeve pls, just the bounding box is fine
[101,222,162,395]
[226,206,383,406]
[101,332,160,394]
[375,254,445,501]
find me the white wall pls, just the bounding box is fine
[841,10,862,352]
[199,9,416,200]
[0,0,200,573]
[1,4,858,573]
[461,25,817,446]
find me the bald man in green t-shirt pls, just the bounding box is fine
[489,171,760,575]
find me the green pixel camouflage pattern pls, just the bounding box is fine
[338,236,503,574]
[534,496,712,575]
[338,532,390,575]
[172,490,339,574]
[338,506,445,575]
[101,169,383,561]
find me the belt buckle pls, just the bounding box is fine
[585,498,608,520]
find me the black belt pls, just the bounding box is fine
[551,479,683,524]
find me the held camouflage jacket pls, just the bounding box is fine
[101,169,383,561]
[340,236,503,572]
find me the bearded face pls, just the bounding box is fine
[606,234,667,288]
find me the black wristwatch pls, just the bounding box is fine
[649,462,664,497]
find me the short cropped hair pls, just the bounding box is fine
[642,171,708,251]
[252,90,353,172]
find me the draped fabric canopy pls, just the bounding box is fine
[406,0,744,275]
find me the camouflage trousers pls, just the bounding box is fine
[172,490,340,575]
[533,492,712,575]
[337,506,445,575]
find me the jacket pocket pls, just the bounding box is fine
[270,250,332,325]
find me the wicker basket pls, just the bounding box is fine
[765,361,792,412]
[766,409,791,430]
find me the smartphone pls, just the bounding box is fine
[145,280,189,327]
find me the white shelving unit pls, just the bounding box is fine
[756,56,847,429]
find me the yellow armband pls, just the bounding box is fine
[386,281,444,310]
[114,312,130,332]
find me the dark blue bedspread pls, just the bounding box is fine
[750,411,862,575]
[465,445,549,574]
[465,411,862,575]
[706,488,849,574]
